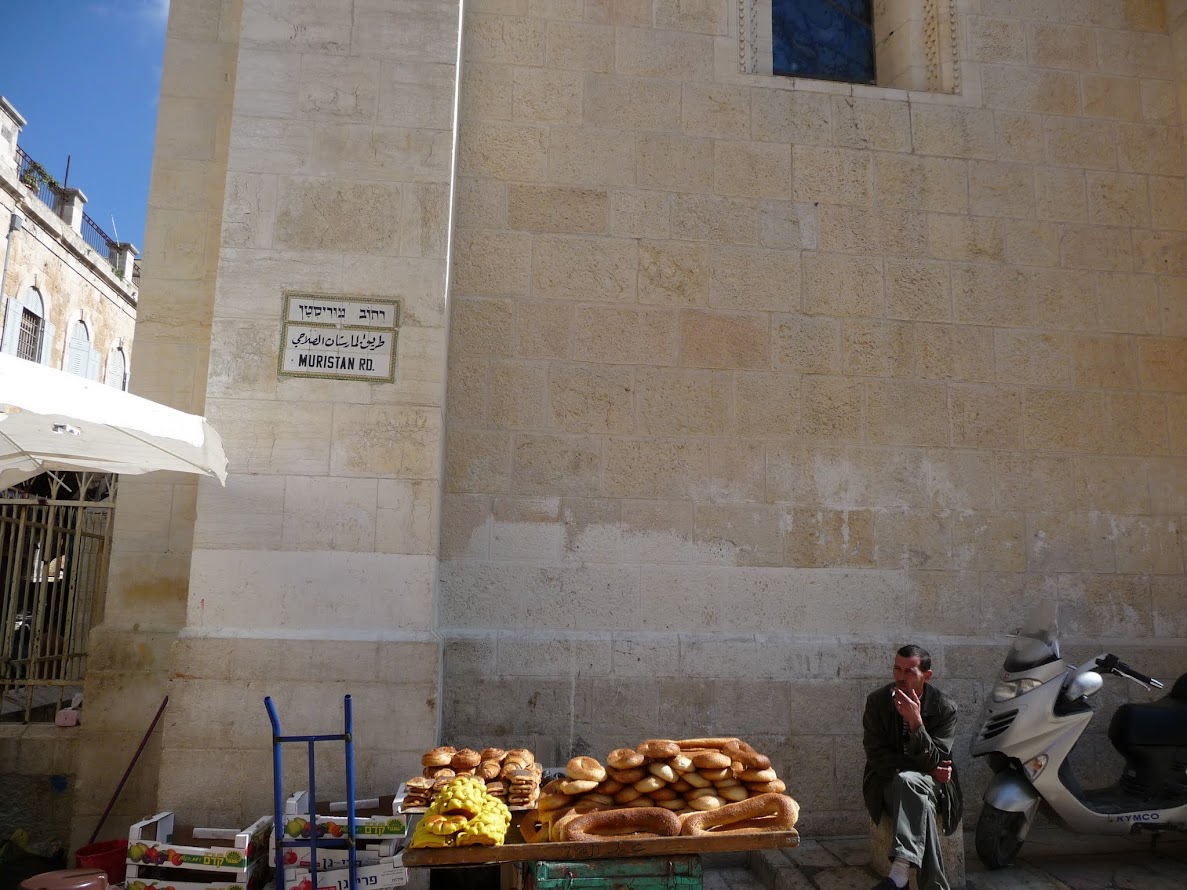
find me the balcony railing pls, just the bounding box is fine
[14,146,127,278]
[15,145,59,209]
[81,211,118,265]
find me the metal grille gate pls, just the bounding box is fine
[1,473,115,722]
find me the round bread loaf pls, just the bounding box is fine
[566,756,607,782]
[609,767,646,784]
[692,751,731,769]
[422,748,453,767]
[637,739,681,760]
[607,747,645,769]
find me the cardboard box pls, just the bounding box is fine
[276,792,407,842]
[127,812,271,873]
[281,856,409,890]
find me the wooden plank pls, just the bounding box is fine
[401,829,799,868]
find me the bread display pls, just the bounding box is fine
[520,738,798,842]
[402,745,541,811]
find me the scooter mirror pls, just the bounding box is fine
[1065,671,1103,700]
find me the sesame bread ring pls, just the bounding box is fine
[422,747,454,767]
[656,797,687,810]
[649,786,679,801]
[598,780,624,794]
[680,792,798,835]
[648,762,678,783]
[607,748,645,770]
[582,792,615,806]
[634,775,666,793]
[687,795,724,811]
[739,767,777,783]
[683,771,711,788]
[747,779,787,794]
[687,786,721,800]
[450,748,481,770]
[538,791,573,812]
[625,796,658,807]
[671,778,692,793]
[722,739,768,769]
[613,786,642,804]
[518,809,546,843]
[566,756,607,782]
[699,767,732,782]
[551,808,585,841]
[669,754,695,773]
[637,739,681,760]
[692,751,732,770]
[561,806,681,842]
[676,738,738,750]
[609,767,646,784]
[558,778,599,795]
[720,785,750,802]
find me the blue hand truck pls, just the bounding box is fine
[265,694,358,890]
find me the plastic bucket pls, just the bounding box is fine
[74,839,127,885]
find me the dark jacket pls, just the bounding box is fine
[862,681,963,835]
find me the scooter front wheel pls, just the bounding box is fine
[975,804,1028,869]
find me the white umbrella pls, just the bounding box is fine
[0,352,227,489]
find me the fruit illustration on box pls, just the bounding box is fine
[169,850,183,867]
[128,882,146,890]
[285,818,305,838]
[128,843,147,863]
[327,822,342,838]
[283,849,298,865]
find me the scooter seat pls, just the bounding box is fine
[1109,678,1187,750]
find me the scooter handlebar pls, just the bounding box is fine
[1096,655,1164,689]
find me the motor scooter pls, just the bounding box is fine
[970,601,1187,868]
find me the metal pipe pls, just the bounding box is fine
[0,213,24,306]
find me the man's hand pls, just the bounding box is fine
[893,686,923,732]
[929,760,953,784]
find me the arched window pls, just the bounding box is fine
[106,346,127,390]
[65,320,94,378]
[1,286,52,363]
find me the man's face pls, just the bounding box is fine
[893,654,933,698]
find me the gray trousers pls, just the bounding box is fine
[882,771,951,890]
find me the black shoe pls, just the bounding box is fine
[869,880,901,890]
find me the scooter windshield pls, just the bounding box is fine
[1003,601,1061,672]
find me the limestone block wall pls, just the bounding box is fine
[146,0,458,828]
[73,0,244,850]
[440,0,1187,833]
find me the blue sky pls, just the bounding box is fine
[0,0,169,250]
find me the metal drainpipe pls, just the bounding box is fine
[0,212,25,304]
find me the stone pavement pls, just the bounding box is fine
[726,826,1187,890]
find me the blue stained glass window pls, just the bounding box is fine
[772,0,876,84]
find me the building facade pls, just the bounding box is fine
[0,96,139,844]
[0,98,138,384]
[71,0,1187,849]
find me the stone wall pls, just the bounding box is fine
[71,0,244,852]
[439,0,1187,834]
[97,0,458,833]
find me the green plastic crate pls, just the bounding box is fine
[527,856,702,889]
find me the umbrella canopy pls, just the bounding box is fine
[0,352,227,489]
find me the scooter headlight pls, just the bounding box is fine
[1022,754,1048,780]
[992,677,1043,701]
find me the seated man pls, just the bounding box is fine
[864,644,963,890]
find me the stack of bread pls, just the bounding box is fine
[403,746,541,811]
[521,737,797,843]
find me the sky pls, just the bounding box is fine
[0,0,169,250]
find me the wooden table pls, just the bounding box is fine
[401,829,799,867]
